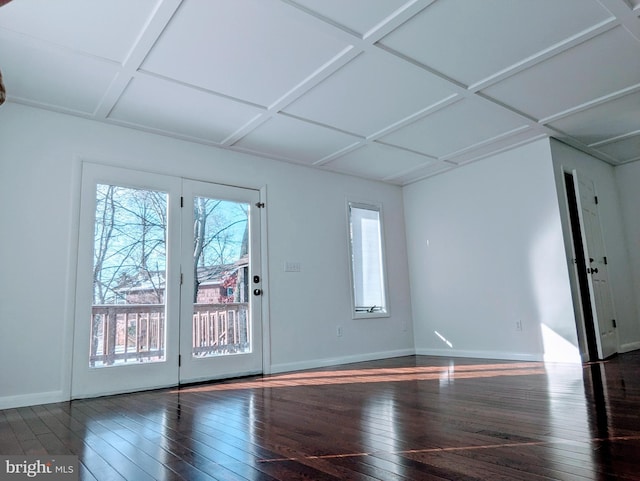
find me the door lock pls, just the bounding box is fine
[253,275,260,283]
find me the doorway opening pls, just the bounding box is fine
[564,172,599,362]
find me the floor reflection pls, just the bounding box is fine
[584,362,610,439]
[5,354,640,480]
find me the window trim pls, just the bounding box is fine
[347,200,390,319]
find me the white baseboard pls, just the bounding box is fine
[269,347,555,374]
[414,347,544,363]
[0,391,67,410]
[269,348,415,374]
[619,341,640,353]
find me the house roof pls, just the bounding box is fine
[116,264,238,293]
[1,0,639,185]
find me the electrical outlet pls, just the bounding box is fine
[516,320,523,332]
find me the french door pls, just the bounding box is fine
[71,163,263,398]
[179,179,262,383]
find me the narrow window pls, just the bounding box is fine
[348,202,389,318]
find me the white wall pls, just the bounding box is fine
[614,162,640,349]
[612,160,640,352]
[404,139,580,362]
[550,140,640,354]
[0,103,414,409]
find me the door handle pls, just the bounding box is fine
[253,288,262,296]
[587,267,599,274]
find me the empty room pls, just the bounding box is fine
[1,0,640,480]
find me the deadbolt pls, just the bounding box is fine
[253,275,260,283]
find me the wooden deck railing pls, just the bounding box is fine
[90,303,249,367]
[192,303,250,356]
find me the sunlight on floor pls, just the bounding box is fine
[173,362,548,393]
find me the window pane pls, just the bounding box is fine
[91,184,167,367]
[349,203,387,316]
[192,196,251,358]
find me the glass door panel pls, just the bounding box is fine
[180,180,262,383]
[91,184,168,367]
[72,163,181,399]
[192,196,251,358]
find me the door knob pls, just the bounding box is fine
[253,288,262,296]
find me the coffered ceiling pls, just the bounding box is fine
[1,0,639,185]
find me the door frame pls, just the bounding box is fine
[68,160,272,399]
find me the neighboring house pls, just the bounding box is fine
[115,259,248,305]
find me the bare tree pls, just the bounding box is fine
[93,185,167,304]
[93,185,116,304]
[90,185,250,364]
[94,188,248,306]
[192,198,247,302]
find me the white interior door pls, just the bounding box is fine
[71,163,182,398]
[179,180,263,383]
[72,165,264,398]
[573,172,618,359]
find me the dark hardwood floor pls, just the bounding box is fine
[2,353,640,480]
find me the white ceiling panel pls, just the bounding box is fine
[379,0,612,86]
[289,0,411,36]
[109,74,263,143]
[141,0,350,107]
[390,160,456,184]
[324,142,434,181]
[483,27,640,121]
[234,114,361,165]
[2,0,639,184]
[380,98,529,158]
[626,0,640,10]
[284,49,457,136]
[550,91,640,145]
[0,32,118,113]
[0,0,159,62]
[594,134,640,162]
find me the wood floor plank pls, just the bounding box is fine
[0,410,22,454]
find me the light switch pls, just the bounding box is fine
[284,261,301,272]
